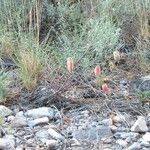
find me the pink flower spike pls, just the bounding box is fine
[94,65,101,76]
[101,83,110,94]
[67,57,74,72]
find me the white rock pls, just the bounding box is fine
[11,116,27,127]
[127,142,141,150]
[46,139,58,147]
[130,116,148,132]
[25,107,55,119]
[48,128,64,140]
[102,118,113,126]
[0,136,15,150]
[28,117,49,127]
[116,139,128,147]
[142,132,150,142]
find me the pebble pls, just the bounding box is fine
[48,128,64,140]
[131,116,148,132]
[102,118,113,126]
[11,116,28,127]
[28,117,49,127]
[35,130,49,139]
[142,132,150,142]
[25,107,55,119]
[116,139,128,147]
[127,142,141,150]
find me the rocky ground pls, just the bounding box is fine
[0,57,150,150]
[0,102,149,150]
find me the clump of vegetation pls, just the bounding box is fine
[16,50,42,90]
[136,90,150,103]
[0,70,9,103]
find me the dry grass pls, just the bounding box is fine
[17,50,42,90]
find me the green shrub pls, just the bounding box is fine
[0,70,9,102]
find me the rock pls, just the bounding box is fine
[129,75,150,92]
[69,138,81,146]
[101,137,112,144]
[0,135,15,150]
[28,117,49,127]
[25,107,55,119]
[131,116,148,132]
[109,125,117,133]
[0,105,12,118]
[120,132,139,140]
[35,130,49,139]
[127,142,141,150]
[48,128,64,140]
[73,126,112,141]
[102,118,113,126]
[11,116,28,127]
[140,140,150,148]
[46,139,58,149]
[15,111,24,117]
[116,139,128,147]
[142,132,150,142]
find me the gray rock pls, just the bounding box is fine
[116,139,128,147]
[102,119,113,126]
[142,132,150,142]
[109,125,117,133]
[73,126,112,141]
[120,132,139,139]
[11,116,28,127]
[129,75,150,92]
[48,128,64,140]
[140,140,150,148]
[25,107,55,119]
[131,116,148,132]
[127,142,141,150]
[0,105,12,118]
[35,130,49,139]
[101,137,112,144]
[28,117,49,127]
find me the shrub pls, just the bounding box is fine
[0,70,9,103]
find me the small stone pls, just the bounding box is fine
[35,130,49,139]
[102,118,113,126]
[15,111,24,117]
[69,138,81,146]
[11,116,27,127]
[48,128,64,140]
[140,140,150,148]
[127,142,141,150]
[101,137,112,144]
[28,117,49,127]
[46,139,58,148]
[116,139,128,147]
[142,132,150,142]
[109,125,117,133]
[25,107,55,119]
[131,116,148,132]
